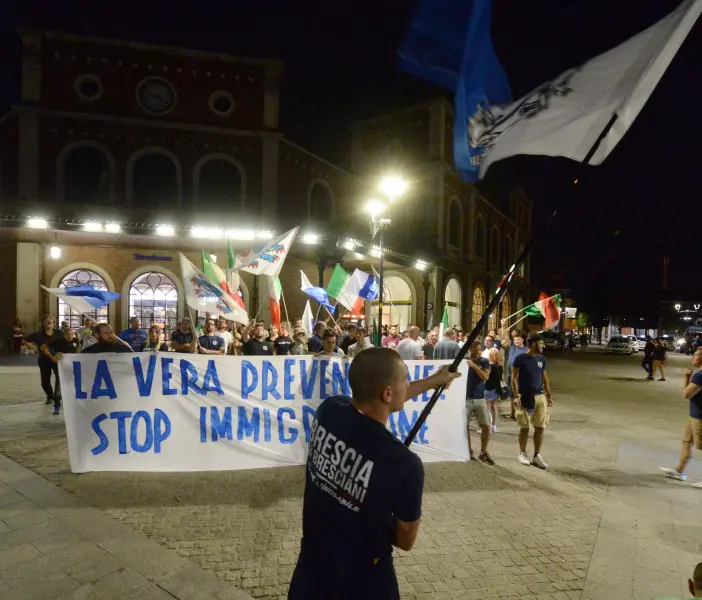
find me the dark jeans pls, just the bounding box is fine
[288,544,399,600]
[641,356,652,375]
[39,360,59,406]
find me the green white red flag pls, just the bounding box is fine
[269,276,282,330]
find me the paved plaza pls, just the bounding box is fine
[0,351,700,599]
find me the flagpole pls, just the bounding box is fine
[280,290,292,331]
[502,312,528,331]
[404,114,619,447]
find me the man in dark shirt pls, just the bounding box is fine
[171,318,197,353]
[642,336,655,379]
[198,318,225,355]
[24,315,63,406]
[307,321,325,354]
[465,341,493,464]
[274,325,293,355]
[660,347,702,488]
[40,327,81,415]
[81,324,134,354]
[288,348,460,600]
[241,321,275,356]
[511,334,553,469]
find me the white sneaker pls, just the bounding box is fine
[532,454,548,469]
[518,452,530,466]
[659,467,687,481]
[690,480,702,489]
[491,424,497,434]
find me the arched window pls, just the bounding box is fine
[58,269,108,328]
[130,151,179,207]
[448,198,462,248]
[308,181,334,222]
[490,227,501,266]
[371,275,414,332]
[504,235,513,271]
[129,272,179,339]
[60,145,113,204]
[472,284,485,330]
[445,277,462,329]
[195,155,245,208]
[475,216,486,259]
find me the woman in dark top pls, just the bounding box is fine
[652,338,667,381]
[23,315,63,405]
[484,347,504,434]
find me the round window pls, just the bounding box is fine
[209,90,235,117]
[74,74,104,102]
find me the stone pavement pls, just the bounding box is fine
[0,352,700,600]
[0,451,253,599]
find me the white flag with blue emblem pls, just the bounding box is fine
[474,0,701,177]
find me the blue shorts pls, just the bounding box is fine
[484,389,498,401]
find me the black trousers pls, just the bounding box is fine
[640,356,652,375]
[39,361,59,405]
[288,545,399,600]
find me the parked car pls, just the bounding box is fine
[626,335,644,352]
[606,336,636,355]
[539,330,563,350]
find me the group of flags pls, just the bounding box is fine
[400,0,701,181]
[181,227,299,327]
[299,263,379,323]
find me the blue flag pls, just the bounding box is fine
[399,0,511,181]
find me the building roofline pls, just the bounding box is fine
[16,28,284,72]
[352,97,452,131]
[280,139,349,175]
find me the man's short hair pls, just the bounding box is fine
[322,328,336,340]
[95,323,112,336]
[527,333,544,346]
[349,348,405,403]
[444,327,454,338]
[314,321,326,333]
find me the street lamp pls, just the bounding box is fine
[367,175,408,344]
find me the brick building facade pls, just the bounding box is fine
[0,30,530,346]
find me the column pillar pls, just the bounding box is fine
[17,242,42,329]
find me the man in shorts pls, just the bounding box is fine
[465,341,494,464]
[660,347,702,488]
[511,334,554,469]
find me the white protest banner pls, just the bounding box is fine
[59,355,469,473]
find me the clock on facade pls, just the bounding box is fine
[136,77,176,114]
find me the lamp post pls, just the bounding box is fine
[366,175,408,345]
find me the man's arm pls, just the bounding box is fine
[407,365,461,400]
[39,343,56,363]
[467,360,490,381]
[511,367,520,399]
[393,518,421,552]
[683,369,700,399]
[542,370,553,407]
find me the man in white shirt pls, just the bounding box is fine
[396,326,424,360]
[347,327,374,358]
[482,334,495,359]
[217,318,234,355]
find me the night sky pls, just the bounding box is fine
[1,0,700,322]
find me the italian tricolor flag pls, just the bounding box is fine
[439,305,449,338]
[202,250,246,311]
[524,293,562,329]
[269,276,282,330]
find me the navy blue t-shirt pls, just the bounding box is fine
[301,396,424,561]
[198,334,225,353]
[690,370,702,420]
[119,328,148,352]
[513,353,547,409]
[466,357,490,399]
